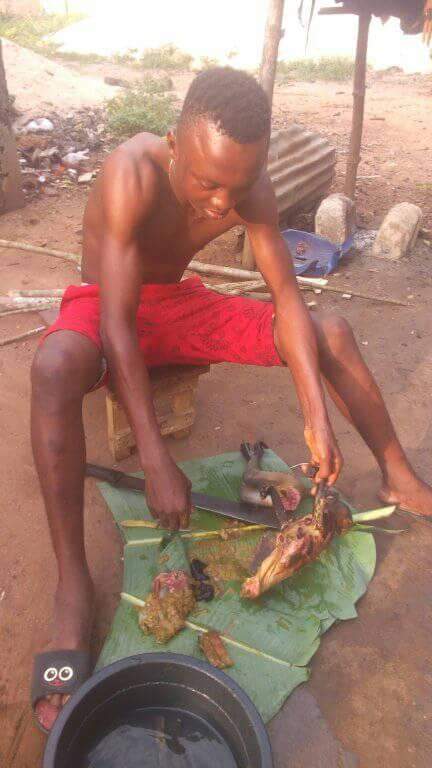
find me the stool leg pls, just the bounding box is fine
[170,385,196,440]
[105,392,135,461]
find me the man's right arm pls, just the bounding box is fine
[98,152,191,529]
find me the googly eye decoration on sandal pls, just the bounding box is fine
[59,666,74,682]
[43,665,74,686]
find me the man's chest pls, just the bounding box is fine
[136,204,240,260]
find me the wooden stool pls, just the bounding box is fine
[105,364,210,461]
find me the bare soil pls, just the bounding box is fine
[0,63,432,767]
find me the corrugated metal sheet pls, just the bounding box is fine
[268,124,336,220]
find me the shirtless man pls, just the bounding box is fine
[30,67,432,731]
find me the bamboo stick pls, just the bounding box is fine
[244,286,408,307]
[1,296,60,306]
[0,239,327,288]
[0,298,61,313]
[208,280,267,296]
[0,239,80,264]
[244,292,272,302]
[179,524,269,540]
[8,289,65,297]
[120,519,159,529]
[188,260,328,287]
[209,279,266,292]
[185,618,296,667]
[0,305,58,317]
[0,243,409,307]
[0,326,45,346]
[352,506,395,522]
[300,283,409,307]
[120,520,268,544]
[120,592,297,668]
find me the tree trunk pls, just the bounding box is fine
[259,0,285,108]
[344,13,371,199]
[242,0,285,269]
[0,39,24,214]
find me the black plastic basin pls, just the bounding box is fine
[43,652,273,768]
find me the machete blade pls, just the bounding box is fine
[86,462,280,529]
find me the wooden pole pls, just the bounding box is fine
[344,13,371,199]
[0,40,24,213]
[242,0,285,270]
[259,0,285,107]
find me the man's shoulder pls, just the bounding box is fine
[236,171,277,226]
[105,134,163,186]
[101,133,165,214]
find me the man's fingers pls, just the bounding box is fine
[180,504,191,530]
[301,462,319,479]
[315,455,331,482]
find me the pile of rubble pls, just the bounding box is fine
[13,107,108,197]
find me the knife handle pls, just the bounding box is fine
[86,463,128,486]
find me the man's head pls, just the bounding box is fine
[167,67,271,219]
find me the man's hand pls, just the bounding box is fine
[144,452,192,530]
[304,423,343,487]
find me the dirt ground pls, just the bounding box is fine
[0,63,432,767]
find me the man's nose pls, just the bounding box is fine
[210,190,235,212]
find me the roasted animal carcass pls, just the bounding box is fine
[138,570,195,643]
[241,483,353,599]
[240,441,307,517]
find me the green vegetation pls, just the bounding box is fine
[278,56,355,82]
[106,80,177,139]
[198,56,219,70]
[139,44,192,70]
[0,14,194,73]
[0,11,83,56]
[140,74,173,93]
[54,50,107,64]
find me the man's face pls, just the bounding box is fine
[169,119,268,220]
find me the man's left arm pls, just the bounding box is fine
[238,176,343,485]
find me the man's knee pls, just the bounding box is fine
[315,313,354,358]
[31,336,90,402]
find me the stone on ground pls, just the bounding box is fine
[372,202,422,260]
[315,193,356,246]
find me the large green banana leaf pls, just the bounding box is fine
[97,451,375,722]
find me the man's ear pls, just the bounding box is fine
[166,129,177,159]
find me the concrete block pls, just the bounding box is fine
[315,193,356,246]
[372,203,422,261]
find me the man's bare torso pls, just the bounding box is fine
[81,133,243,284]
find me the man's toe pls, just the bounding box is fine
[35,698,61,732]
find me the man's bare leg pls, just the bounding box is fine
[31,331,103,730]
[307,313,432,517]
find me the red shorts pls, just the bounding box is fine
[43,277,283,387]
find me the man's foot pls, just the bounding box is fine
[379,471,432,520]
[34,571,94,732]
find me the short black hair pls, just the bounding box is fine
[178,67,271,144]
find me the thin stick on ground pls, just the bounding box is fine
[0,244,410,306]
[8,289,65,297]
[0,305,59,317]
[0,326,45,346]
[0,239,80,265]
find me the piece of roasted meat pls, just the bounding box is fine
[138,570,195,643]
[199,631,234,669]
[241,484,353,599]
